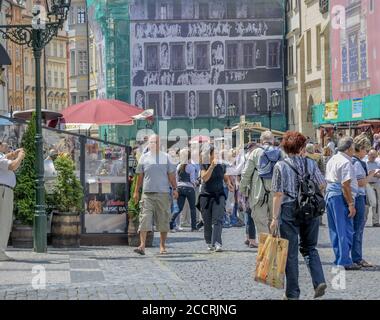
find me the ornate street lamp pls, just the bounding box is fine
[270,90,281,131]
[0,0,71,253]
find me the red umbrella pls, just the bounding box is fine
[59,99,144,125]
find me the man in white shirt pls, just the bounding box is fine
[0,143,25,261]
[325,136,359,270]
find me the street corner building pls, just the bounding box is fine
[125,0,287,134]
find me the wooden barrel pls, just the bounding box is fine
[51,212,81,248]
[11,224,33,248]
[127,218,154,247]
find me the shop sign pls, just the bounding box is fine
[324,102,339,120]
[352,98,363,118]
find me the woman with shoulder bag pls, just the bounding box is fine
[270,131,327,300]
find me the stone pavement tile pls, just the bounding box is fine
[70,271,105,283]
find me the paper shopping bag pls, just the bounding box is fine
[254,233,289,289]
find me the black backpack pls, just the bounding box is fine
[284,158,325,222]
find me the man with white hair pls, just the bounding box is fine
[240,131,283,235]
[133,134,178,255]
[325,136,360,270]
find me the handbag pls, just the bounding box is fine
[254,231,289,289]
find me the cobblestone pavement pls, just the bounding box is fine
[1,216,380,300]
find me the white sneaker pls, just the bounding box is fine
[170,229,177,233]
[176,227,184,231]
[215,243,223,252]
[207,244,215,251]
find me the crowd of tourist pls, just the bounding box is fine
[132,130,380,299]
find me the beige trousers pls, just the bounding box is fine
[0,186,14,253]
[365,184,380,225]
[251,194,273,235]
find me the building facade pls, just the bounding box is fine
[68,0,89,105]
[286,0,330,139]
[129,0,286,132]
[45,32,69,112]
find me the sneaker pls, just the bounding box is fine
[244,240,250,246]
[282,294,299,300]
[176,227,184,232]
[170,229,177,233]
[373,223,380,228]
[215,243,223,252]
[196,221,204,230]
[344,263,362,271]
[207,244,215,251]
[314,283,327,299]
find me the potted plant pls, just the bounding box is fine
[50,153,84,248]
[12,114,37,248]
[127,175,153,247]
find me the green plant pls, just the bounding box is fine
[52,153,83,213]
[127,175,140,223]
[14,113,37,225]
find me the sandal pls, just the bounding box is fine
[249,243,258,248]
[134,248,145,255]
[160,249,168,255]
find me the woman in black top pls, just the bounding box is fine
[199,145,233,252]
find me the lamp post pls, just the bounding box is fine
[0,0,71,253]
[270,90,281,131]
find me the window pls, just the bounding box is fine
[54,42,57,57]
[226,43,238,69]
[226,1,236,19]
[78,51,88,75]
[160,4,167,19]
[171,44,185,71]
[316,25,321,68]
[60,43,64,58]
[16,76,20,90]
[79,96,87,103]
[306,30,312,71]
[77,6,86,24]
[70,51,76,76]
[288,45,294,75]
[61,72,65,88]
[25,98,30,109]
[147,93,161,116]
[197,91,211,116]
[147,0,156,19]
[173,2,182,19]
[146,44,159,71]
[55,103,59,111]
[370,0,375,13]
[173,92,187,116]
[243,43,255,68]
[54,71,58,87]
[47,71,52,87]
[69,7,75,25]
[199,3,209,19]
[268,41,280,68]
[349,32,359,82]
[319,0,329,14]
[71,95,77,105]
[195,43,209,71]
[24,57,28,75]
[227,91,241,113]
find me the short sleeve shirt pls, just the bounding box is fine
[353,158,367,196]
[135,151,176,193]
[200,164,226,194]
[271,156,326,204]
[0,156,16,188]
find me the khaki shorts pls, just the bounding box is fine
[139,192,171,232]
